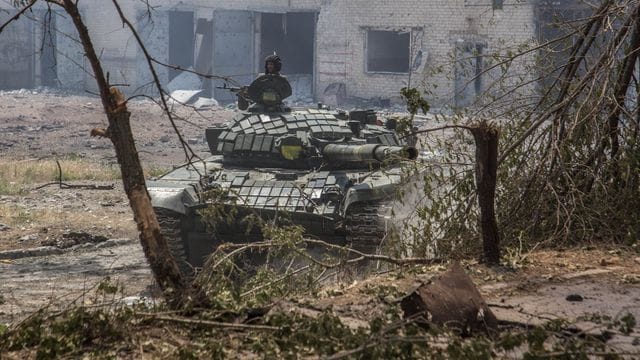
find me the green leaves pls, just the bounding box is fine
[400,87,431,116]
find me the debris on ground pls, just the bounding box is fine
[40,231,108,249]
[401,262,497,334]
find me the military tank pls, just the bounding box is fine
[148,74,418,275]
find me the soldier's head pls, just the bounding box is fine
[265,54,282,75]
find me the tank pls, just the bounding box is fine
[147,74,418,275]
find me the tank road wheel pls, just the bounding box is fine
[154,208,194,280]
[345,201,392,254]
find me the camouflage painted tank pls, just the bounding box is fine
[148,74,417,275]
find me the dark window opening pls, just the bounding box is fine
[260,12,315,75]
[366,30,410,73]
[492,0,504,10]
[455,43,484,107]
[168,11,194,81]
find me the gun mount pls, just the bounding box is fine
[218,74,292,112]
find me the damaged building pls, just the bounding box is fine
[0,0,585,108]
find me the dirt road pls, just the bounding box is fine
[0,239,154,324]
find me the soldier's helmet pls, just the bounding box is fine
[264,54,282,74]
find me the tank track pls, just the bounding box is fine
[155,208,194,279]
[345,201,392,253]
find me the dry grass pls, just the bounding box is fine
[0,203,132,229]
[0,205,33,226]
[0,158,121,195]
[0,158,168,195]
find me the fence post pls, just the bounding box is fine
[471,122,500,265]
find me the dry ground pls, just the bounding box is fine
[0,88,234,166]
[0,91,639,353]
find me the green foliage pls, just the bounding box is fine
[401,87,430,116]
[616,313,636,336]
[96,276,121,297]
[2,307,130,359]
[145,165,169,178]
[1,292,635,359]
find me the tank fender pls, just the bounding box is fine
[148,184,200,215]
[341,183,394,216]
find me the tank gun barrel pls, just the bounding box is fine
[322,144,418,164]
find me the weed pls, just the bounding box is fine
[616,313,636,336]
[0,158,121,186]
[14,210,33,224]
[0,179,27,196]
[145,165,169,178]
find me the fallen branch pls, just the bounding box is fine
[210,238,442,270]
[400,124,474,140]
[34,182,114,190]
[33,160,114,190]
[303,238,443,266]
[241,265,311,298]
[136,312,280,331]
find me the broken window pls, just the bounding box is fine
[366,30,410,73]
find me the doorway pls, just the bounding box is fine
[168,11,195,81]
[454,42,484,108]
[260,12,316,101]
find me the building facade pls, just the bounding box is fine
[0,0,544,108]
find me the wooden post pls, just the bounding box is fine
[471,122,501,265]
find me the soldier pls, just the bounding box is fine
[264,54,282,75]
[237,55,286,110]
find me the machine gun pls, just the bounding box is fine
[216,83,247,95]
[216,83,251,110]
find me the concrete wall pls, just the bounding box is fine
[314,0,537,106]
[49,0,537,108]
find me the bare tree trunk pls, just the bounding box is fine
[471,123,500,265]
[60,0,189,305]
[608,4,640,161]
